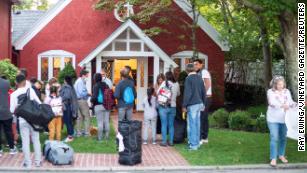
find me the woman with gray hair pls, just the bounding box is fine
[266,75,296,167]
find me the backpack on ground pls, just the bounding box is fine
[103,88,115,110]
[97,89,104,104]
[43,140,74,165]
[118,119,142,165]
[173,115,187,144]
[123,87,135,104]
[157,85,172,106]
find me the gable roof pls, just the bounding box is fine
[12,10,45,43]
[13,0,72,50]
[78,19,177,68]
[13,0,229,51]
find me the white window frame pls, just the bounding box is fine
[171,51,208,71]
[38,50,76,81]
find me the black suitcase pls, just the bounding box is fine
[173,116,187,144]
[118,120,142,165]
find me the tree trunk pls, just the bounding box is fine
[257,14,272,89]
[277,11,302,101]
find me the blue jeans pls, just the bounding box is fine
[187,103,204,150]
[63,107,74,137]
[158,106,176,144]
[267,122,288,160]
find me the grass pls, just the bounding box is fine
[174,128,307,165]
[39,117,117,154]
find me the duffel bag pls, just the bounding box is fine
[43,140,74,165]
[118,120,142,165]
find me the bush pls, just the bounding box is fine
[0,59,18,86]
[255,114,268,133]
[58,63,77,84]
[212,108,229,128]
[247,105,267,119]
[228,110,251,131]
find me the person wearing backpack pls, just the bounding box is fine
[10,74,42,168]
[157,71,180,147]
[44,86,63,141]
[91,73,110,141]
[182,64,206,151]
[114,68,137,121]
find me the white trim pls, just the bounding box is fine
[171,51,208,70]
[78,20,177,68]
[37,50,76,80]
[100,51,156,57]
[13,0,72,50]
[174,0,230,51]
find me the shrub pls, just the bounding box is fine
[228,110,251,131]
[255,113,268,133]
[0,59,18,86]
[58,63,77,84]
[247,105,267,119]
[212,108,229,128]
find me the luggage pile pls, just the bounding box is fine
[43,140,74,165]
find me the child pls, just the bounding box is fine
[44,86,63,141]
[10,74,42,168]
[142,88,158,145]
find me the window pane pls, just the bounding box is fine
[117,30,127,39]
[144,44,151,52]
[53,57,61,79]
[130,30,138,39]
[104,44,112,51]
[130,42,141,51]
[115,42,127,51]
[41,57,49,81]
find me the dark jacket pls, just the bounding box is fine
[114,78,137,108]
[32,85,41,100]
[0,78,12,120]
[91,81,109,106]
[60,84,78,118]
[182,73,206,108]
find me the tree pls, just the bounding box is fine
[0,59,19,86]
[14,0,49,11]
[58,63,77,84]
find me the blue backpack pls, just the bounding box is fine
[97,89,104,104]
[123,87,135,104]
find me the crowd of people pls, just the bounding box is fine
[0,58,296,167]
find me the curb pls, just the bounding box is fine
[0,163,307,172]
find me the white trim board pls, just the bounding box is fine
[13,0,72,50]
[78,19,178,68]
[174,0,230,51]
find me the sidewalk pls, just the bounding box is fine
[0,112,188,169]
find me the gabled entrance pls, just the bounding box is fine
[79,20,178,111]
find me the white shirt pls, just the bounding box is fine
[102,77,113,89]
[266,89,296,123]
[142,96,158,119]
[10,87,42,123]
[201,69,212,96]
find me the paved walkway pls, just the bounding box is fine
[0,112,188,169]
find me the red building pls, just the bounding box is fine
[0,0,19,60]
[12,0,229,109]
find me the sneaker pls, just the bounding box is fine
[0,150,3,157]
[168,142,174,147]
[203,139,209,143]
[143,141,148,145]
[152,142,157,145]
[35,162,42,167]
[76,132,82,137]
[23,163,31,168]
[64,137,74,143]
[9,147,18,155]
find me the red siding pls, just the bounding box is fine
[0,0,12,60]
[19,0,224,107]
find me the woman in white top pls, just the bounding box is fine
[266,76,296,167]
[157,71,180,146]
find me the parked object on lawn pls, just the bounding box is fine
[118,119,142,165]
[43,140,74,165]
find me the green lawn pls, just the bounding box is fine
[175,128,307,165]
[40,117,117,154]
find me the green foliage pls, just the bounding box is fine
[228,110,251,130]
[246,105,267,118]
[212,108,229,128]
[255,115,268,133]
[57,63,77,84]
[14,0,50,11]
[0,59,18,86]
